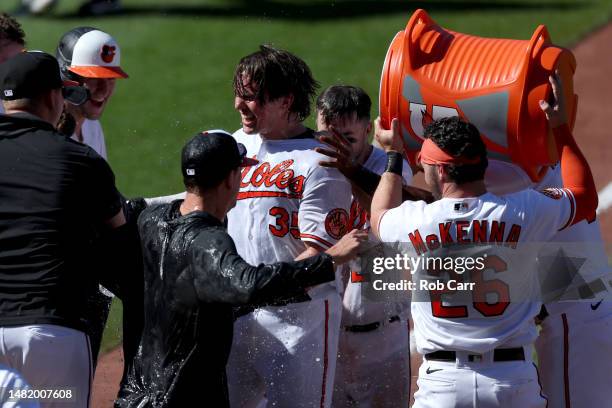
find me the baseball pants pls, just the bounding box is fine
[535,302,612,408]
[227,294,341,408]
[0,364,40,407]
[0,324,92,408]
[413,347,547,408]
[332,318,410,407]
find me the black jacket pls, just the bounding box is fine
[0,112,121,331]
[116,201,335,408]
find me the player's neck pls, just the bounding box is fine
[260,120,306,140]
[441,180,487,199]
[180,192,226,222]
[65,105,86,138]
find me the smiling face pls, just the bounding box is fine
[75,77,116,120]
[233,75,291,137]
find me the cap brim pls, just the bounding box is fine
[69,65,129,79]
[241,157,259,167]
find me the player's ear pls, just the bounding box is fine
[282,94,294,116]
[437,164,447,181]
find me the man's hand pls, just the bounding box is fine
[315,128,360,177]
[325,229,369,265]
[539,71,568,129]
[374,117,403,153]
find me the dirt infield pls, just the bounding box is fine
[91,348,123,408]
[91,23,612,408]
[570,23,612,245]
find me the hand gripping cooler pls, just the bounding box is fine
[379,9,577,182]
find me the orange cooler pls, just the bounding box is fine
[379,9,577,182]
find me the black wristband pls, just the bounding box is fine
[385,151,403,176]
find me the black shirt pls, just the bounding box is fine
[116,201,335,408]
[0,113,122,331]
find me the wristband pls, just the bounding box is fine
[385,151,403,176]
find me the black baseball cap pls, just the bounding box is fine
[182,130,258,189]
[0,51,89,105]
[0,51,63,100]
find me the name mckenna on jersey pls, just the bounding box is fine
[408,220,522,255]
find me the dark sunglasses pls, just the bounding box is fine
[62,80,89,106]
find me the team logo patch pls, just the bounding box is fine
[325,208,349,240]
[100,45,116,63]
[539,188,564,200]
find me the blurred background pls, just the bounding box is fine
[3,1,611,402]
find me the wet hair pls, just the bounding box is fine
[233,44,319,121]
[0,13,25,46]
[424,116,488,184]
[316,85,371,125]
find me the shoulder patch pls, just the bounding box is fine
[325,208,349,239]
[539,188,564,200]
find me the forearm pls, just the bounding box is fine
[346,165,381,196]
[195,248,334,305]
[348,168,433,211]
[295,244,324,261]
[144,192,186,206]
[402,185,434,203]
[371,172,403,238]
[555,124,598,221]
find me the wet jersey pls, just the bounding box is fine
[227,129,352,297]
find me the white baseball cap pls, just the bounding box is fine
[59,29,128,79]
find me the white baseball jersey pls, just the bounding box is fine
[342,146,412,325]
[378,189,575,354]
[72,119,107,159]
[227,129,352,295]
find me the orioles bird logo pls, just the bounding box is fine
[100,45,116,63]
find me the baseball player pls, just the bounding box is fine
[370,74,598,407]
[0,51,125,408]
[225,45,352,408]
[56,26,128,159]
[314,85,412,407]
[485,146,612,406]
[54,26,129,366]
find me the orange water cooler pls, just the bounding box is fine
[379,9,578,182]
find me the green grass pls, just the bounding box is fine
[12,0,612,353]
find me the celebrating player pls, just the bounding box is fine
[116,130,367,408]
[225,45,352,408]
[370,74,597,407]
[315,85,413,407]
[55,26,130,366]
